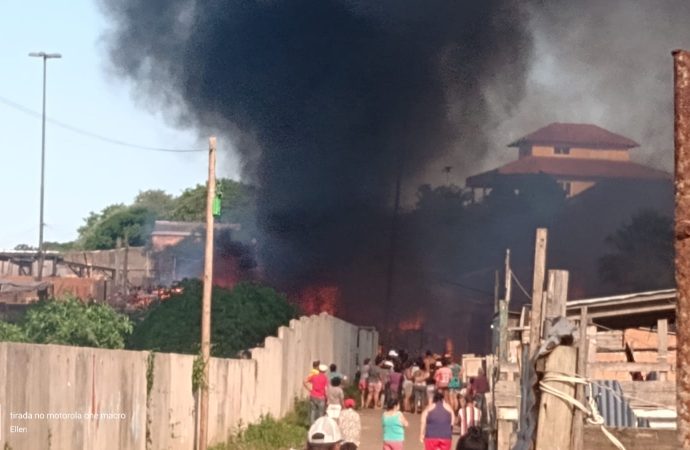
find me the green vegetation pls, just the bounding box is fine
[210,400,309,450]
[0,297,132,348]
[54,180,257,250]
[127,280,296,357]
[0,322,27,343]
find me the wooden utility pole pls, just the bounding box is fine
[529,228,548,356]
[535,346,577,450]
[673,49,690,448]
[504,249,512,307]
[198,136,216,450]
[542,270,569,338]
[498,249,512,362]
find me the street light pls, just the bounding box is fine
[29,51,61,281]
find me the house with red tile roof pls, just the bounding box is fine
[466,123,670,197]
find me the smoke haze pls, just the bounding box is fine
[99,0,688,348]
[99,0,532,284]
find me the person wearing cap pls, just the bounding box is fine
[307,416,344,450]
[305,364,330,425]
[338,398,361,449]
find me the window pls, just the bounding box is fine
[557,181,572,196]
[555,146,571,155]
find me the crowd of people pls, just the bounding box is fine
[302,349,490,450]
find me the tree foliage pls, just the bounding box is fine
[63,180,256,251]
[133,189,176,219]
[128,280,296,357]
[598,210,674,291]
[80,206,156,250]
[0,298,132,348]
[0,322,27,343]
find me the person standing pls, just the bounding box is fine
[457,396,482,438]
[307,416,344,450]
[455,426,487,450]
[367,361,383,409]
[359,358,371,408]
[329,364,347,384]
[448,360,463,412]
[382,397,408,450]
[327,377,345,420]
[339,399,361,449]
[413,363,429,413]
[470,368,489,415]
[420,391,454,450]
[388,364,403,405]
[402,361,415,412]
[305,363,330,425]
[434,359,452,403]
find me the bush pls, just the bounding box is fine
[0,298,133,349]
[0,322,26,343]
[128,280,297,357]
[210,414,306,450]
[22,298,133,348]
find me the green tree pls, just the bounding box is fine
[170,184,207,222]
[128,280,296,357]
[170,179,255,222]
[13,244,37,250]
[43,241,77,251]
[133,189,176,219]
[6,297,133,348]
[599,210,674,291]
[81,206,156,250]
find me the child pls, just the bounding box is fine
[382,397,408,450]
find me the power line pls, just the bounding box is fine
[0,95,205,153]
[511,271,532,300]
[438,278,495,297]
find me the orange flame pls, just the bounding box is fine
[398,314,424,331]
[299,285,340,315]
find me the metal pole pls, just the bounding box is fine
[29,52,60,280]
[37,56,47,281]
[198,136,216,450]
[673,49,690,448]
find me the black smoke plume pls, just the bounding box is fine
[99,0,533,319]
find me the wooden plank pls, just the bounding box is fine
[535,345,577,450]
[588,361,673,372]
[529,228,548,357]
[497,419,515,450]
[618,380,677,409]
[582,425,677,450]
[658,318,669,381]
[572,306,588,450]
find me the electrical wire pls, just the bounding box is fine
[0,95,205,153]
[511,271,532,300]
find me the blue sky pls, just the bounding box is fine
[0,0,239,249]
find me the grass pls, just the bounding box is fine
[209,399,309,450]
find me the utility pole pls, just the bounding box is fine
[673,49,690,448]
[498,249,512,362]
[29,51,61,281]
[504,248,512,307]
[198,137,216,450]
[529,228,548,357]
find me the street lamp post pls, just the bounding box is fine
[29,51,61,281]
